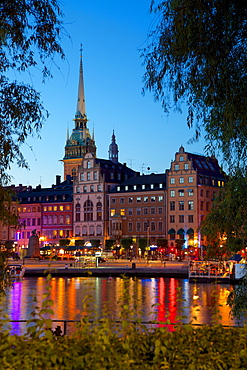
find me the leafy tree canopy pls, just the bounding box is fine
[201,169,247,254]
[142,0,247,167]
[0,0,65,185]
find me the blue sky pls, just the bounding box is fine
[10,0,207,188]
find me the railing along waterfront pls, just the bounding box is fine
[8,319,240,336]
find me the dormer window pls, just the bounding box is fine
[117,186,120,191]
[133,185,137,190]
[125,186,128,191]
[142,184,145,190]
[87,161,91,169]
[150,184,154,189]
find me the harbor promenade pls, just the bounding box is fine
[20,259,189,278]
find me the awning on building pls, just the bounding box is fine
[168,228,176,234]
[177,228,185,235]
[186,228,194,235]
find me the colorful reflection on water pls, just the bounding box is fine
[0,276,237,334]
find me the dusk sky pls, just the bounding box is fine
[10,0,207,188]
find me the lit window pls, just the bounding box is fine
[120,209,125,216]
[133,185,137,190]
[184,163,189,170]
[128,197,133,203]
[158,195,163,202]
[136,197,141,203]
[188,201,194,210]
[59,205,64,211]
[179,156,184,161]
[170,177,175,184]
[170,190,175,197]
[142,184,145,190]
[179,177,184,184]
[179,190,184,197]
[175,164,179,170]
[151,196,156,202]
[110,209,116,217]
[150,184,154,189]
[188,176,193,183]
[144,196,148,202]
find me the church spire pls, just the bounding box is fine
[75,44,86,119]
[109,130,119,163]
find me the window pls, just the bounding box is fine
[188,215,194,223]
[158,222,163,231]
[144,207,148,215]
[120,198,124,204]
[84,199,93,221]
[206,202,209,211]
[125,186,128,191]
[158,195,163,202]
[110,209,116,217]
[179,215,184,223]
[136,208,141,215]
[179,156,184,161]
[87,161,91,169]
[188,176,194,183]
[66,215,71,225]
[188,189,194,196]
[200,201,204,211]
[120,209,125,216]
[184,163,189,170]
[72,168,76,178]
[75,226,80,236]
[111,198,116,204]
[179,177,184,184]
[94,172,97,180]
[136,222,141,232]
[158,207,163,215]
[83,186,87,193]
[136,197,141,203]
[142,184,145,190]
[150,184,154,189]
[59,205,64,211]
[150,196,156,202]
[170,190,175,197]
[128,222,133,232]
[175,164,179,170]
[200,189,203,197]
[128,197,133,203]
[150,207,155,215]
[150,222,155,231]
[32,218,36,226]
[170,201,175,211]
[179,190,184,197]
[188,200,194,210]
[43,206,47,212]
[144,222,149,232]
[144,196,148,202]
[133,185,137,190]
[96,202,102,220]
[206,190,209,197]
[97,185,102,192]
[90,185,94,192]
[27,218,31,226]
[179,201,184,211]
[80,173,84,181]
[87,172,91,181]
[53,215,57,224]
[60,215,64,224]
[128,208,133,216]
[170,215,175,223]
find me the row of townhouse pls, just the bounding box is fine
[0,53,226,256]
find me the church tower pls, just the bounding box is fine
[62,47,96,180]
[108,130,119,163]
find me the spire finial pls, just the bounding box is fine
[75,44,86,118]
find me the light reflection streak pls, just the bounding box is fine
[2,277,238,334]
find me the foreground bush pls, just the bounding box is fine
[0,321,247,369]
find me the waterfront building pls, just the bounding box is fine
[108,173,167,253]
[166,145,225,257]
[15,175,73,251]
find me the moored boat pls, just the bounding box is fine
[6,264,25,279]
